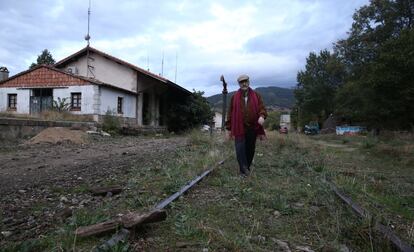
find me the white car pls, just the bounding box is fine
[201,125,210,132]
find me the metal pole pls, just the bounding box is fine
[220,75,228,131]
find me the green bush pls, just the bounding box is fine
[263,111,281,130]
[52,97,70,112]
[102,110,121,134]
[362,137,378,149]
[167,91,214,133]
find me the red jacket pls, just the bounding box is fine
[225,90,267,130]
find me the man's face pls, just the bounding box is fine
[239,80,249,91]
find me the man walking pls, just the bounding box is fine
[226,74,267,176]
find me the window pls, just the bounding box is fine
[8,94,17,110]
[117,97,123,114]
[71,93,81,110]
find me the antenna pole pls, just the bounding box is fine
[85,0,93,78]
[87,0,91,46]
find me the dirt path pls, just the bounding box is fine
[0,136,186,192]
[0,135,188,244]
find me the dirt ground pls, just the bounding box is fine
[0,133,188,245]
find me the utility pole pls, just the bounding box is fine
[220,75,228,131]
[85,0,94,78]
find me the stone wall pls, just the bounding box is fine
[0,117,97,140]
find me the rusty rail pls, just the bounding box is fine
[325,179,414,252]
[156,159,225,210]
[93,159,226,251]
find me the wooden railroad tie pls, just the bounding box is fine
[75,210,167,238]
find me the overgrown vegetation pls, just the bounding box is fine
[0,111,93,122]
[52,97,71,112]
[167,90,214,133]
[263,110,281,130]
[102,110,121,134]
[294,0,414,131]
[2,131,412,251]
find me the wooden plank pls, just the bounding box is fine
[91,158,227,250]
[75,219,120,238]
[121,210,167,228]
[74,210,166,238]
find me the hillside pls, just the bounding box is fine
[207,86,295,111]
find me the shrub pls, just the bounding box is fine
[52,97,70,112]
[263,111,281,130]
[167,91,214,133]
[362,137,378,149]
[102,110,121,134]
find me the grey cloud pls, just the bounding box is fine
[1,0,370,96]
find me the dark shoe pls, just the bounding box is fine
[240,166,250,177]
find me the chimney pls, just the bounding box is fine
[0,67,9,81]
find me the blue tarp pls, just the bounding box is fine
[336,126,366,135]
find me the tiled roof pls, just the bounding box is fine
[0,65,89,87]
[55,46,168,83]
[0,65,137,95]
[55,46,191,95]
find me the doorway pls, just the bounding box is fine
[30,88,53,114]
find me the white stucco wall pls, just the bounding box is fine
[100,87,136,118]
[53,85,96,114]
[1,85,136,119]
[0,88,31,114]
[62,52,137,93]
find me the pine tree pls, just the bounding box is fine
[29,49,56,69]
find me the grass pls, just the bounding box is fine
[127,132,385,251]
[0,111,94,122]
[2,130,412,251]
[303,132,414,247]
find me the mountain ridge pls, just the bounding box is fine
[207,86,295,111]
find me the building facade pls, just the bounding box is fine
[0,47,191,127]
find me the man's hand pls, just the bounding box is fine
[258,116,265,126]
[224,130,231,141]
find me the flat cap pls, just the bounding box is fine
[237,74,249,83]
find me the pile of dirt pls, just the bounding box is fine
[28,127,87,145]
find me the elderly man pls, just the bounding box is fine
[226,74,267,176]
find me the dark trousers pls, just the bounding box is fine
[234,128,257,175]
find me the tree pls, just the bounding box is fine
[335,0,414,74]
[363,28,414,129]
[166,91,214,132]
[30,49,56,69]
[294,50,346,128]
[263,110,281,130]
[334,0,414,130]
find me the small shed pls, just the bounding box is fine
[213,112,223,129]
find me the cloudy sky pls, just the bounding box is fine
[0,0,369,96]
